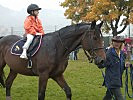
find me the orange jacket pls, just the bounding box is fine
[24,16,45,35]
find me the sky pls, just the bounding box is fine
[0,0,65,11]
[0,0,132,36]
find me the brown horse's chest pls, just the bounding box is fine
[49,59,68,77]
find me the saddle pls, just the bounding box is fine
[11,35,42,57]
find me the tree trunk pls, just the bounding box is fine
[112,29,118,36]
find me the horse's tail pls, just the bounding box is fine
[0,68,5,88]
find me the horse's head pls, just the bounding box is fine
[81,21,106,65]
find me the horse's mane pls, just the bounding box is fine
[59,22,91,32]
[53,23,91,39]
[45,23,91,36]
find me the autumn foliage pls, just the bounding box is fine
[61,0,133,36]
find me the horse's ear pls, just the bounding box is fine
[97,21,103,28]
[90,20,96,29]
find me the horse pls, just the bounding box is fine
[0,21,106,100]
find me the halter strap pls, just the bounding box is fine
[58,31,68,50]
[124,66,133,99]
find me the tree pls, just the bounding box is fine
[61,0,133,36]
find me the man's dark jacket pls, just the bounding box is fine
[99,47,126,88]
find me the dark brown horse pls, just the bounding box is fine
[0,21,106,100]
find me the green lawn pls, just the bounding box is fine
[0,49,132,100]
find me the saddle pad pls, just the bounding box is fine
[11,35,42,57]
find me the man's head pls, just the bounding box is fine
[112,36,125,50]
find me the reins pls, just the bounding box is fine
[124,64,133,100]
[100,62,133,100]
[58,31,68,50]
[83,49,93,63]
[100,63,133,100]
[100,69,116,100]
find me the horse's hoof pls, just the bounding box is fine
[6,96,11,100]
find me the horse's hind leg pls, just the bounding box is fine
[53,74,72,100]
[0,66,6,87]
[0,61,6,87]
[5,69,17,100]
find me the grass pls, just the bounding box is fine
[0,49,132,100]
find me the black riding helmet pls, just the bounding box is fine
[27,4,41,14]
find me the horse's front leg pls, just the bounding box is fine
[5,69,17,100]
[53,74,72,100]
[38,72,49,100]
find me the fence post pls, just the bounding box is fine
[54,25,57,31]
[11,27,13,35]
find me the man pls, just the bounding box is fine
[98,36,129,100]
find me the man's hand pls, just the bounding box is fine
[125,61,131,68]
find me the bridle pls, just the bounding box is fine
[57,26,104,62]
[82,29,104,63]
